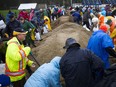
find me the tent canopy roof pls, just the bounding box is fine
[18,3,37,10]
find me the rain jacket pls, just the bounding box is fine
[18,11,29,21]
[5,37,33,82]
[72,11,82,22]
[101,8,106,16]
[98,15,105,26]
[44,16,52,31]
[5,19,22,37]
[24,56,62,87]
[29,10,34,21]
[21,20,36,44]
[87,30,114,69]
[106,16,116,44]
[60,44,104,87]
[106,16,116,33]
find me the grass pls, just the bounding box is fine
[0,10,19,19]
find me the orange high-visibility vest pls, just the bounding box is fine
[5,41,26,76]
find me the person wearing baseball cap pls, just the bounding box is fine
[13,27,28,36]
[5,27,35,87]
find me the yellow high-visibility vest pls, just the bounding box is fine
[5,37,33,82]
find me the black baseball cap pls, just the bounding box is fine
[13,27,28,35]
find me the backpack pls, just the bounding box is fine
[95,64,116,87]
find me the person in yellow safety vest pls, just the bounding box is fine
[5,27,35,87]
[44,16,52,31]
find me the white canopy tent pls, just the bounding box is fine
[18,3,37,10]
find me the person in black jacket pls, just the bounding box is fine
[4,14,22,38]
[60,38,104,87]
[95,63,116,87]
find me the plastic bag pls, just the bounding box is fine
[83,25,90,31]
[35,32,41,40]
[43,26,48,34]
[0,64,5,74]
[0,20,6,29]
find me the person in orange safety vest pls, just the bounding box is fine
[5,27,35,87]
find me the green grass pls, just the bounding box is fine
[0,10,19,19]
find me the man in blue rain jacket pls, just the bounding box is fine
[87,24,116,69]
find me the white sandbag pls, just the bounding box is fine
[35,32,41,40]
[54,17,56,21]
[83,25,90,31]
[43,26,48,34]
[0,63,5,74]
[93,27,99,32]
[46,25,48,29]
[0,20,6,29]
[88,18,91,26]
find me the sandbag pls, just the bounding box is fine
[43,26,48,34]
[35,32,41,40]
[0,20,6,29]
[0,63,5,74]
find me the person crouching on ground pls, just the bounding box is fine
[24,56,62,87]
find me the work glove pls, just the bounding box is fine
[31,62,36,68]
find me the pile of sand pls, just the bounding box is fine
[30,16,92,85]
[51,16,73,29]
[32,21,92,65]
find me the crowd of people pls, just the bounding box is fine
[0,6,66,87]
[0,4,116,87]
